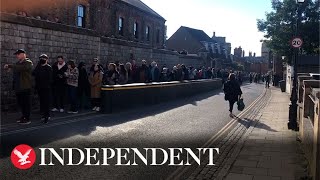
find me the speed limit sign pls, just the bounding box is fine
[291,37,303,48]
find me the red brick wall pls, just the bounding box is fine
[0,0,165,48]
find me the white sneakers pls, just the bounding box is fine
[67,111,79,114]
[51,108,58,112]
[92,107,100,112]
[52,108,64,113]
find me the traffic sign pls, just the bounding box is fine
[291,37,303,48]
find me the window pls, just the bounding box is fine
[146,26,150,41]
[119,17,124,35]
[156,29,160,43]
[77,5,85,27]
[134,22,138,39]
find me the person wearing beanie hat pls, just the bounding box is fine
[32,54,53,124]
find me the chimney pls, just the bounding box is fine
[213,32,216,37]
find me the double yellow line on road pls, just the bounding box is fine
[166,88,267,180]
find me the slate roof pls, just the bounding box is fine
[120,0,165,20]
[181,26,212,42]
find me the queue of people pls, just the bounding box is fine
[4,49,228,125]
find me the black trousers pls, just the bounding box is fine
[265,81,270,88]
[16,90,31,120]
[91,98,101,107]
[78,86,90,109]
[38,88,51,117]
[229,100,236,113]
[53,85,66,109]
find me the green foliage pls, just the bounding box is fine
[257,0,319,64]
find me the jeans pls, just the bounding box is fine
[67,85,78,112]
[16,90,31,120]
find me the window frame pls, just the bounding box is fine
[134,22,139,39]
[77,5,85,28]
[146,26,150,41]
[118,17,124,36]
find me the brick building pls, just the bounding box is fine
[0,0,166,48]
[1,1,208,111]
[166,26,212,54]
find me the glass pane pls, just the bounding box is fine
[78,6,84,17]
[119,18,122,27]
[77,17,82,27]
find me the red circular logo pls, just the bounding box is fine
[10,144,36,170]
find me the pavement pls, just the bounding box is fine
[184,88,309,180]
[0,83,309,180]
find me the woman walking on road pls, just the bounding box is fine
[223,73,243,117]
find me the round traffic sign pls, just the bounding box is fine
[291,37,303,48]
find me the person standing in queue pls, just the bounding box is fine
[4,49,33,124]
[223,73,243,118]
[33,54,52,124]
[77,62,90,110]
[65,60,79,114]
[88,64,103,112]
[52,56,68,113]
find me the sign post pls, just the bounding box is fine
[288,36,303,131]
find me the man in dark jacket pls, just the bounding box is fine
[51,56,68,112]
[33,54,52,123]
[4,49,33,124]
[223,73,243,117]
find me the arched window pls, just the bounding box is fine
[77,5,85,27]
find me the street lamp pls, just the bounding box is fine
[288,0,304,131]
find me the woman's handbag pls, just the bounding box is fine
[237,98,245,111]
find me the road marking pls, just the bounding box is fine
[166,87,267,180]
[0,114,107,136]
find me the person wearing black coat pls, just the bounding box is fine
[33,54,53,123]
[51,56,68,112]
[223,73,243,117]
[78,62,90,110]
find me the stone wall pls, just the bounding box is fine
[0,15,205,111]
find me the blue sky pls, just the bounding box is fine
[141,0,273,56]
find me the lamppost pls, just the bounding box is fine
[288,0,304,131]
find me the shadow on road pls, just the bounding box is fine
[0,89,224,157]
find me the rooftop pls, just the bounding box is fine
[180,26,212,42]
[120,0,165,20]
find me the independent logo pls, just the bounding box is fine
[10,144,36,170]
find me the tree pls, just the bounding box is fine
[257,0,319,64]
